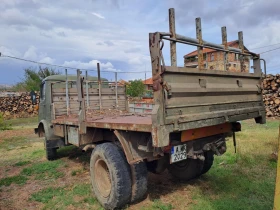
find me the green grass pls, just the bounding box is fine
[0,137,45,167]
[0,112,12,130]
[189,120,278,210]
[0,118,278,210]
[151,200,173,210]
[21,160,64,180]
[14,160,31,167]
[71,168,84,176]
[5,116,38,127]
[31,187,65,203]
[0,175,28,186]
[0,136,29,151]
[30,184,101,210]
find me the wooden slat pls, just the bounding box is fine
[52,88,125,94]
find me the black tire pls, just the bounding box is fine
[167,158,203,181]
[146,160,159,174]
[130,162,148,203]
[201,151,214,175]
[46,147,57,160]
[146,155,169,174]
[90,143,132,209]
[45,139,57,161]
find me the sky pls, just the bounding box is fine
[0,0,280,85]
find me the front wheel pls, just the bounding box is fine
[167,158,203,181]
[90,143,132,209]
[45,138,57,161]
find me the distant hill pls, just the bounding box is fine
[0,84,14,91]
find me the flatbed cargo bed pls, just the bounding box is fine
[52,113,152,132]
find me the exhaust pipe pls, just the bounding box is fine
[82,144,96,152]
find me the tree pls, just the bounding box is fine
[14,66,60,91]
[126,79,146,97]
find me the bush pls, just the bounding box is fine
[126,79,146,97]
[0,113,12,130]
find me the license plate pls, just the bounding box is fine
[170,144,187,163]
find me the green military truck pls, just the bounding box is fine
[35,8,266,209]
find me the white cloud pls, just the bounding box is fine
[91,12,105,19]
[0,46,20,57]
[39,56,55,64]
[23,46,38,60]
[62,60,115,71]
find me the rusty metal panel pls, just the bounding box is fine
[52,115,153,133]
[162,66,265,127]
[67,126,79,146]
[181,123,231,142]
[79,128,102,145]
[114,130,155,164]
[53,124,64,137]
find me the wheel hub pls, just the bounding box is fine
[94,158,112,198]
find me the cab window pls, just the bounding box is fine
[40,82,46,101]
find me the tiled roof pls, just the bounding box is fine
[184,40,239,57]
[143,77,153,85]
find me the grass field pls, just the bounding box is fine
[0,118,278,210]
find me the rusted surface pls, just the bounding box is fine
[97,63,102,109]
[65,69,70,116]
[114,130,135,163]
[196,17,203,70]
[53,124,64,137]
[94,158,112,197]
[181,123,232,142]
[149,31,166,147]
[169,8,177,66]
[53,114,152,132]
[76,69,86,134]
[238,31,246,72]
[114,130,156,164]
[221,26,228,71]
[67,126,79,146]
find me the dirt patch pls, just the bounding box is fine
[0,128,35,141]
[0,180,44,210]
[0,166,22,180]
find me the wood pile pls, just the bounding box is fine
[0,92,39,119]
[263,74,280,117]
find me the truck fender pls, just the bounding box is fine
[37,120,58,141]
[114,130,156,164]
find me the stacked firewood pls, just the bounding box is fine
[263,74,280,117]
[0,92,39,119]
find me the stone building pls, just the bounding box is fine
[184,40,250,72]
[142,78,153,91]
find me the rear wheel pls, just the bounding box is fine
[167,158,203,181]
[90,143,132,209]
[201,151,214,175]
[130,162,148,203]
